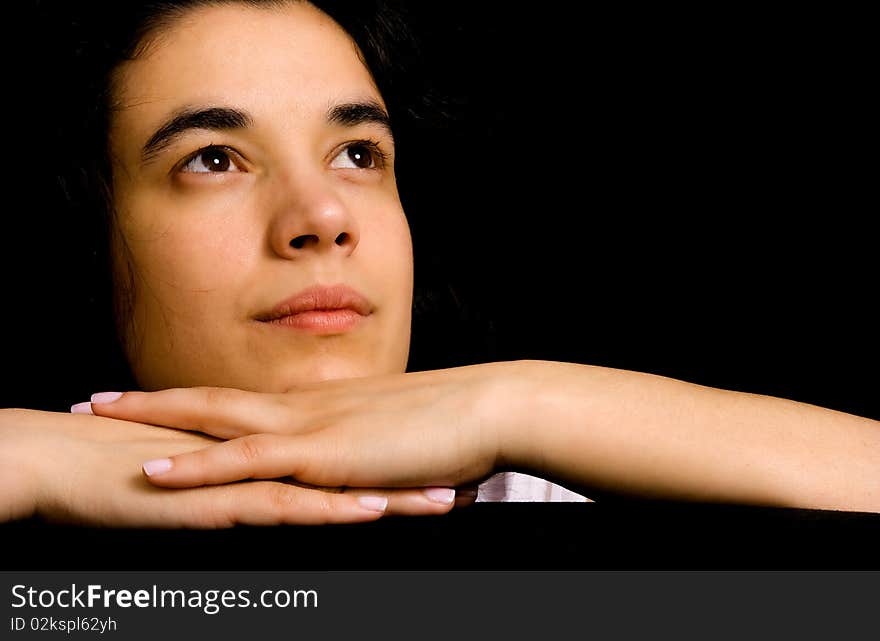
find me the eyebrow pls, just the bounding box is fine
[140,100,393,165]
[327,101,393,138]
[141,106,251,164]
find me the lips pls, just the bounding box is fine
[255,284,373,322]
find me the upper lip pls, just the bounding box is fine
[255,284,373,321]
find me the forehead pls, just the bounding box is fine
[111,2,382,143]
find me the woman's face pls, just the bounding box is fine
[109,2,413,391]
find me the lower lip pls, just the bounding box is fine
[262,309,365,334]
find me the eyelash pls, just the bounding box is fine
[177,139,390,174]
[178,144,242,173]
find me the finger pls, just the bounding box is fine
[347,487,458,516]
[82,387,293,439]
[142,433,308,487]
[141,434,473,515]
[277,479,459,516]
[142,434,474,491]
[159,481,390,528]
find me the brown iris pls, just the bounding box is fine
[198,148,232,172]
[346,144,374,169]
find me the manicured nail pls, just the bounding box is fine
[142,458,173,477]
[357,496,388,512]
[91,391,123,404]
[423,488,456,504]
[70,402,93,415]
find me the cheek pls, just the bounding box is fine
[117,207,256,389]
[373,208,414,294]
[119,204,257,321]
[147,228,251,288]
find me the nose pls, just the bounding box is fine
[267,172,360,260]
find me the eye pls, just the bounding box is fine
[180,146,243,173]
[330,140,388,170]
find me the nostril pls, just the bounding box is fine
[289,234,317,249]
[335,232,349,245]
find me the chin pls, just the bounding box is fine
[273,355,381,391]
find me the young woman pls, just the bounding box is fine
[3,0,877,527]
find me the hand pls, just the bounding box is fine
[83,362,527,492]
[1,408,472,527]
[80,358,880,513]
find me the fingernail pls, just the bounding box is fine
[357,496,388,512]
[423,488,456,504]
[91,391,123,404]
[143,458,173,477]
[70,402,93,415]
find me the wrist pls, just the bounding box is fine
[490,359,564,471]
[493,360,617,484]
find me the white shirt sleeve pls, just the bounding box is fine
[476,471,592,502]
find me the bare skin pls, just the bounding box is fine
[1,408,472,527]
[83,360,879,514]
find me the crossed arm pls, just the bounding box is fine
[2,359,878,527]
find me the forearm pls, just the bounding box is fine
[502,361,880,512]
[0,410,39,522]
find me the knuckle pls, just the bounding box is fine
[268,484,335,524]
[200,386,232,408]
[313,493,336,523]
[236,433,270,465]
[267,483,299,512]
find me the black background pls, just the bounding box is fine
[396,3,875,418]
[4,502,879,570]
